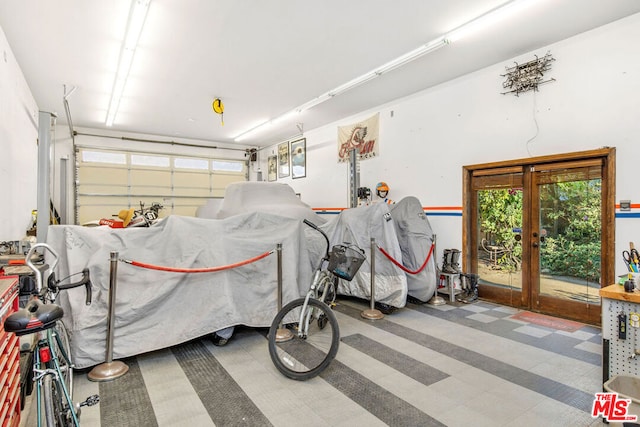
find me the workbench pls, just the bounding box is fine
[600,284,640,383]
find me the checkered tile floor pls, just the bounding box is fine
[418,300,601,365]
[21,298,604,427]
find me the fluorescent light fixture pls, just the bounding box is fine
[233,38,448,142]
[326,37,448,98]
[326,72,378,98]
[106,0,151,126]
[234,120,272,142]
[234,0,534,142]
[445,0,536,43]
[270,110,300,126]
[374,37,448,75]
[235,111,302,142]
[295,94,332,113]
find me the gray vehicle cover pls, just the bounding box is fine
[214,181,326,225]
[310,202,407,309]
[47,213,312,368]
[390,196,438,302]
[45,188,430,368]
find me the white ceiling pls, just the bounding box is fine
[2,1,639,148]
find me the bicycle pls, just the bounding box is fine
[268,219,366,380]
[4,243,99,426]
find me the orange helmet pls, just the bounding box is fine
[376,182,389,192]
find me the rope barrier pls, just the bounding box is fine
[377,243,434,275]
[120,249,274,273]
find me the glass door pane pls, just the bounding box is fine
[476,188,523,290]
[471,170,525,307]
[536,175,602,306]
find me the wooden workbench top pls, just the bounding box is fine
[600,283,640,303]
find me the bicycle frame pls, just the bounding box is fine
[296,266,335,339]
[33,327,78,426]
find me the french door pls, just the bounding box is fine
[463,149,615,324]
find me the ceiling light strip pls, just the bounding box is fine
[233,38,448,142]
[445,0,536,42]
[374,36,448,75]
[233,0,535,142]
[105,0,151,126]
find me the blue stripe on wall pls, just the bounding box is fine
[616,212,640,218]
[425,212,462,217]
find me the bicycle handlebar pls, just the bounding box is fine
[26,242,59,271]
[302,219,320,231]
[303,219,330,260]
[26,243,93,305]
[53,268,93,305]
[26,243,59,291]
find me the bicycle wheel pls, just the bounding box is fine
[268,297,340,381]
[52,321,73,399]
[43,374,73,426]
[45,322,77,426]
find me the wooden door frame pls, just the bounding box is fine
[462,148,615,324]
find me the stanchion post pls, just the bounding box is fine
[361,237,384,319]
[88,251,129,381]
[275,243,293,342]
[428,234,446,306]
[277,243,283,312]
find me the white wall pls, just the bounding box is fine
[260,13,640,268]
[0,25,39,240]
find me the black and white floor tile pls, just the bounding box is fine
[20,298,604,427]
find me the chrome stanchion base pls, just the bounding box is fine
[87,360,129,382]
[275,327,294,343]
[428,294,446,306]
[361,308,384,320]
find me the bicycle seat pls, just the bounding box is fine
[4,299,64,336]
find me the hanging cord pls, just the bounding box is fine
[120,249,274,273]
[526,90,539,157]
[377,243,434,275]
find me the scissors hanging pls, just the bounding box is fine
[623,249,640,272]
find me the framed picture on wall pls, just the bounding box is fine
[267,155,277,181]
[291,138,306,179]
[278,141,290,178]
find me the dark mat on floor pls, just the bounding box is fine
[172,340,272,426]
[319,357,447,427]
[342,333,449,386]
[99,358,158,427]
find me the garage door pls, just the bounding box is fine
[76,147,247,224]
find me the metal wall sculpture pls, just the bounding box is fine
[501,51,555,96]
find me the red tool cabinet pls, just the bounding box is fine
[0,276,20,427]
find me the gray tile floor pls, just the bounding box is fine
[20,298,605,426]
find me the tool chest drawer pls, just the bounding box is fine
[0,276,20,427]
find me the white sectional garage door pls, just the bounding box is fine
[75,147,247,224]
